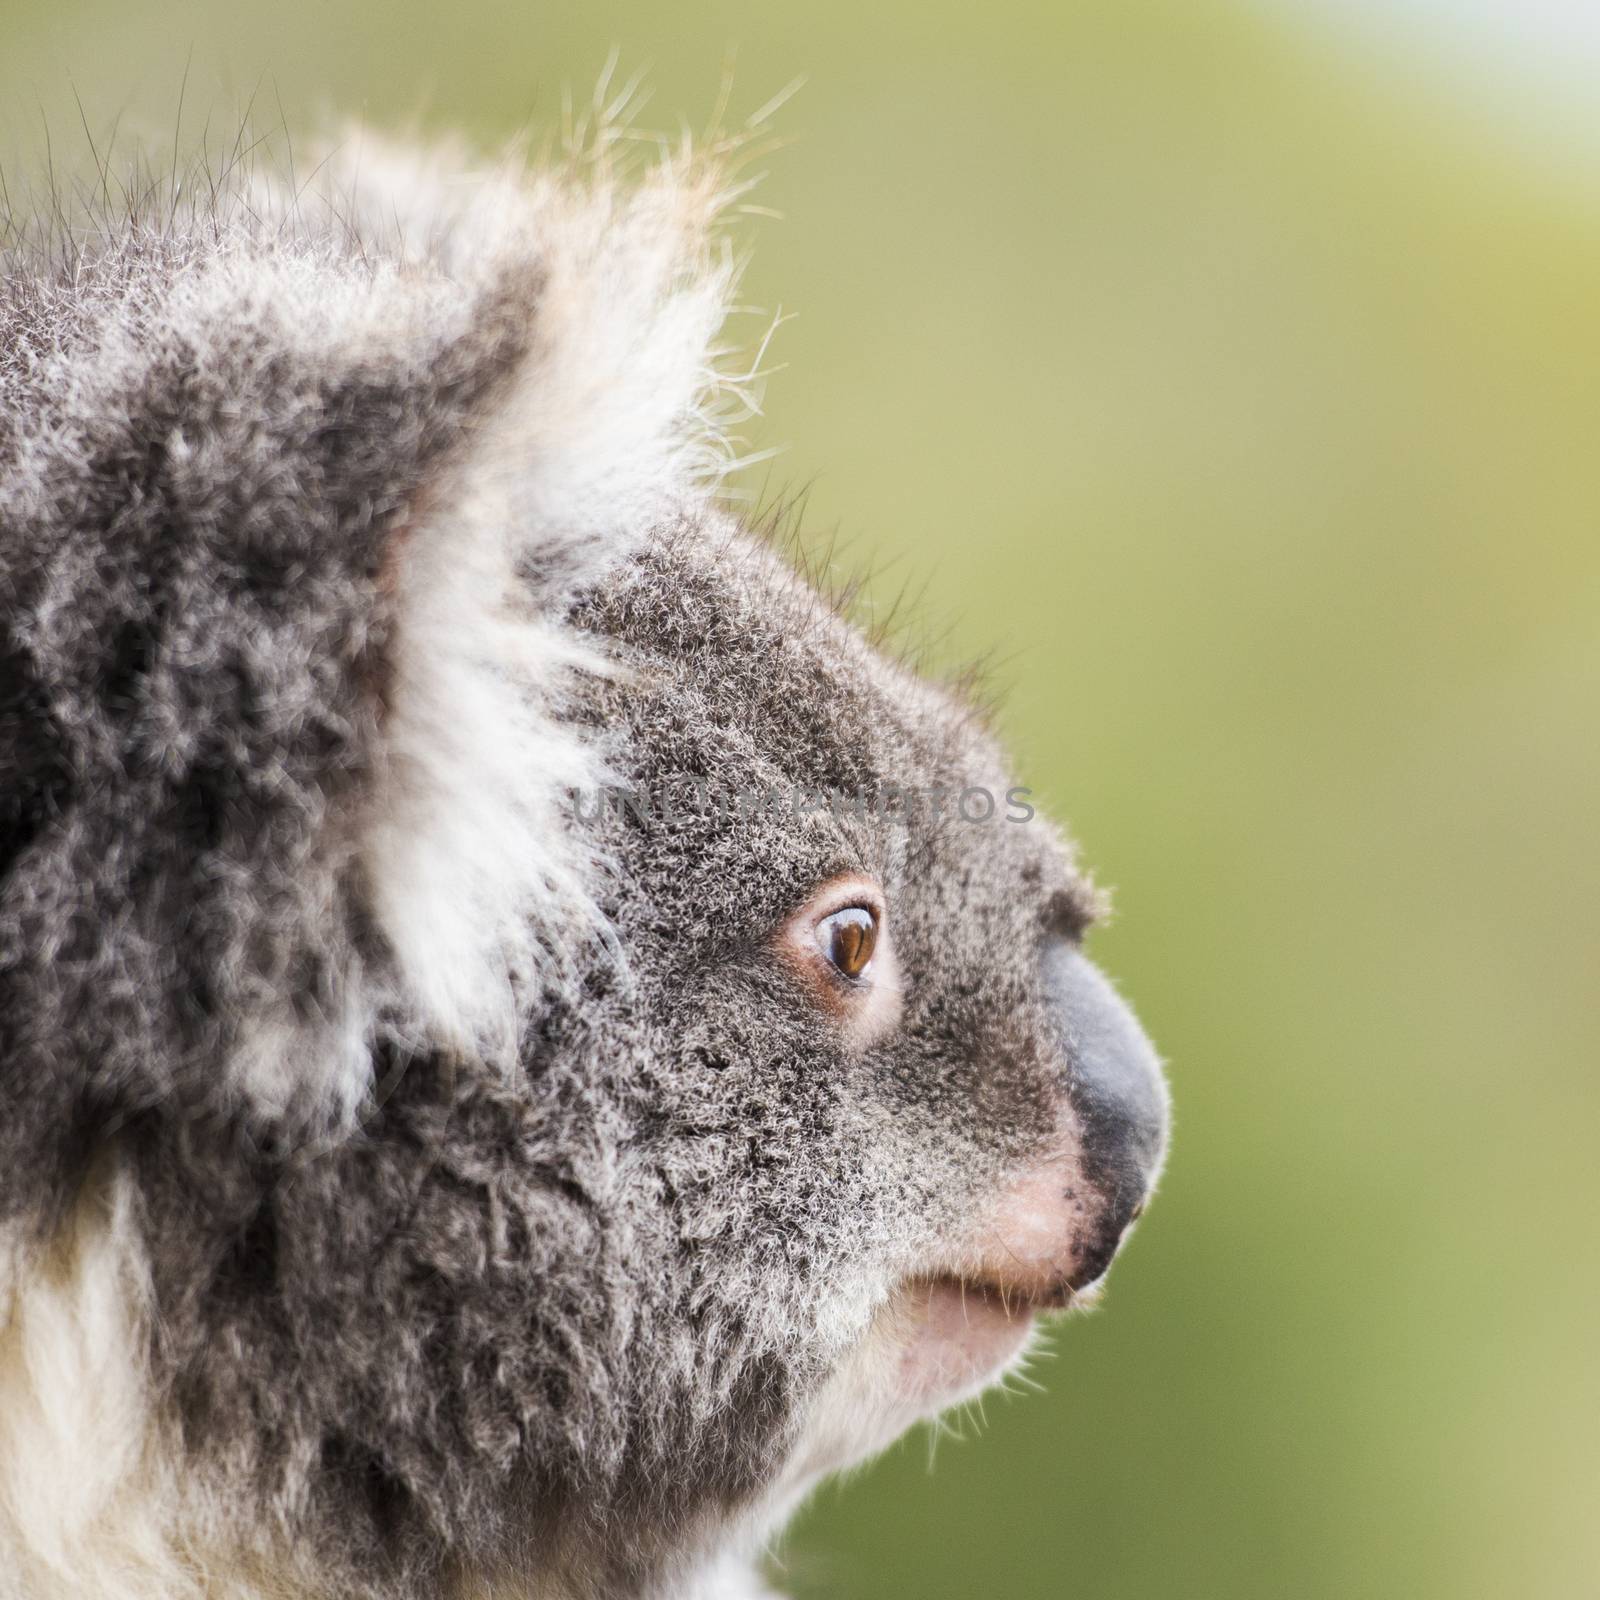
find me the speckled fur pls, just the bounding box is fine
[0,132,1126,1598]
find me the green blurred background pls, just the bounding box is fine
[5,0,1596,1594]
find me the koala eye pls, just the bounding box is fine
[815,905,879,981]
[780,878,900,1041]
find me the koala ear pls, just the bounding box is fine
[331,135,747,1085]
[0,134,748,1165]
[339,135,743,601]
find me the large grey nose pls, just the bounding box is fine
[1042,941,1169,1285]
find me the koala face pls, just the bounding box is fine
[553,521,1168,1522]
[0,132,1167,1600]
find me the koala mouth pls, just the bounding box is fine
[887,1273,1080,1411]
[930,1273,1079,1314]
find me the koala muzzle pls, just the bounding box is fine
[1043,939,1169,1290]
[948,942,1167,1311]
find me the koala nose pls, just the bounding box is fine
[1042,940,1169,1288]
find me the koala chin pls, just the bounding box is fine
[0,128,1169,1600]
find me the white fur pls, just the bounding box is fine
[0,1165,220,1600]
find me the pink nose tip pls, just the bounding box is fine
[955,1122,1142,1307]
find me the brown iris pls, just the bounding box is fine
[816,905,878,980]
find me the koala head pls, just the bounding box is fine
[0,131,1167,1599]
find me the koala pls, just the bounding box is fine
[0,125,1169,1600]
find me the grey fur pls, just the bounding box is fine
[0,134,1164,1599]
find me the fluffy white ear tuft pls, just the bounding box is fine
[322,131,750,590]
[321,133,754,1076]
